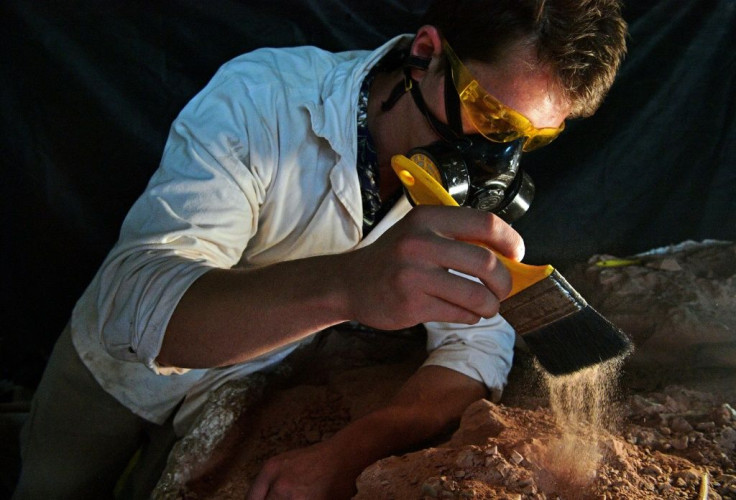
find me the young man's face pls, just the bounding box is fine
[420,39,571,149]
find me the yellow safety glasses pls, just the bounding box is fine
[443,40,565,151]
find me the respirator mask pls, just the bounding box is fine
[406,135,532,223]
[382,38,565,223]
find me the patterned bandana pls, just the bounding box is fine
[356,67,382,235]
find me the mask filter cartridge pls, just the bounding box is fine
[406,135,534,223]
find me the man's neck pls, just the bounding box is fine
[367,69,416,200]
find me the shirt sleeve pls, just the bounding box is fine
[422,312,515,402]
[91,72,269,372]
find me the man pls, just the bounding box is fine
[14,0,626,498]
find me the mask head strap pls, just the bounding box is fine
[381,54,430,112]
[407,76,462,143]
[380,47,466,146]
[443,62,463,136]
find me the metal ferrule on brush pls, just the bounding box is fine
[499,271,587,336]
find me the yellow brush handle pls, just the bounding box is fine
[391,154,554,298]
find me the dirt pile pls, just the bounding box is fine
[153,241,736,499]
[354,382,735,499]
[563,239,736,371]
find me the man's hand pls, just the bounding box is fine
[342,205,524,330]
[159,205,522,369]
[245,366,486,500]
[245,439,359,500]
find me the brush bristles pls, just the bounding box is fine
[500,269,633,376]
[521,306,633,376]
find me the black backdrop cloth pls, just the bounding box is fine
[2,0,735,388]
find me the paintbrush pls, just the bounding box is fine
[391,154,632,376]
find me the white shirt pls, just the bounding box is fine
[70,35,515,434]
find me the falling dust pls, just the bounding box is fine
[161,242,736,499]
[536,357,624,497]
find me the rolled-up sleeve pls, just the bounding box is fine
[90,76,269,372]
[422,313,515,401]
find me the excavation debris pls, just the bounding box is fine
[154,240,736,499]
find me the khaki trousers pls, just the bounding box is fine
[13,324,179,499]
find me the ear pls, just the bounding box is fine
[409,25,443,82]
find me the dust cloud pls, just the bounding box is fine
[537,358,624,494]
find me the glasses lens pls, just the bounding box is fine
[466,89,563,151]
[444,39,564,151]
[522,130,563,151]
[459,82,523,142]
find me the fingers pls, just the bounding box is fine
[244,446,341,500]
[245,466,272,500]
[412,205,525,261]
[245,463,295,500]
[345,205,524,329]
[400,206,519,299]
[366,239,510,324]
[428,236,513,301]
[422,270,503,321]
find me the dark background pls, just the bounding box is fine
[2,0,734,394]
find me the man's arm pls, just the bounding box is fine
[157,206,522,369]
[245,365,486,500]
